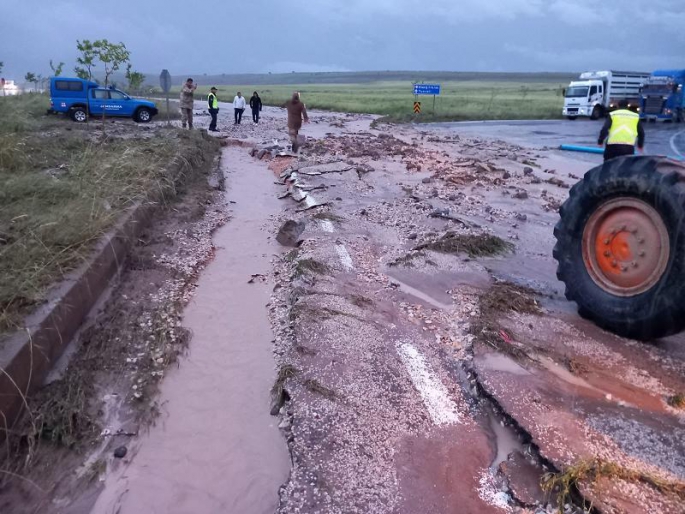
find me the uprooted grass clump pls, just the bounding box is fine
[303,378,338,401]
[667,393,685,409]
[283,249,300,263]
[542,458,685,513]
[470,281,542,359]
[272,364,299,400]
[350,294,374,308]
[388,250,426,268]
[415,232,514,258]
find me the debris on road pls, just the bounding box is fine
[276,220,306,247]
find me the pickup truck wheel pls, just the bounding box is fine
[134,108,152,123]
[70,107,87,122]
[567,116,577,121]
[590,106,601,120]
[553,156,685,340]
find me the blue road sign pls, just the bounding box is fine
[413,84,441,95]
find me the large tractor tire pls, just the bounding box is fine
[553,156,685,340]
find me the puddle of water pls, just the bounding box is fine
[391,277,452,310]
[478,353,530,376]
[90,149,290,514]
[536,356,605,396]
[384,268,489,310]
[487,410,525,469]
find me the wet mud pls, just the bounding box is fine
[90,149,290,514]
[3,107,684,514]
[264,120,685,514]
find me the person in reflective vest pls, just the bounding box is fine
[598,99,645,161]
[208,87,219,132]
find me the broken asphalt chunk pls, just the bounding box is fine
[276,220,306,247]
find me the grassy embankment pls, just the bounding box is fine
[160,73,571,122]
[0,93,216,334]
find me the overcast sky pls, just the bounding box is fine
[1,0,683,79]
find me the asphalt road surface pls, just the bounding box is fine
[428,119,685,166]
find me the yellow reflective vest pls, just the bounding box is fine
[607,109,639,146]
[208,93,218,110]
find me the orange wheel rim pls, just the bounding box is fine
[582,198,670,297]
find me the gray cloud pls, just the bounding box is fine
[0,0,682,80]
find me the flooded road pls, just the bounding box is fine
[425,119,685,162]
[91,148,290,514]
[262,123,685,513]
[14,107,681,514]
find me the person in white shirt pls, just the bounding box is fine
[233,92,246,124]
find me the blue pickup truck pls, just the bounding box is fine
[49,77,158,122]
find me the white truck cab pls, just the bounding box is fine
[563,70,649,120]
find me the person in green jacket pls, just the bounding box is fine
[208,87,219,132]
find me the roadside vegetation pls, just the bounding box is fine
[0,93,216,334]
[158,74,569,122]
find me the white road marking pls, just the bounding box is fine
[396,342,461,426]
[670,130,685,158]
[335,244,354,270]
[297,191,352,270]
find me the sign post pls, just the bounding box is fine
[159,69,172,126]
[413,83,441,115]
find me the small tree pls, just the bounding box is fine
[93,40,130,88]
[50,59,64,77]
[125,64,145,94]
[0,62,4,75]
[24,72,38,91]
[91,40,130,134]
[75,39,96,80]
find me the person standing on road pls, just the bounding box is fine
[180,78,197,129]
[233,92,246,124]
[598,99,645,161]
[250,91,262,124]
[207,87,219,132]
[284,91,309,153]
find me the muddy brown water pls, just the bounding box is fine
[90,148,290,514]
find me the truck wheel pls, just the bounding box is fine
[70,107,87,122]
[590,106,602,120]
[134,108,152,123]
[567,116,577,121]
[553,156,685,340]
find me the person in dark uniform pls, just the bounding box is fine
[598,99,645,161]
[249,91,262,124]
[207,87,219,132]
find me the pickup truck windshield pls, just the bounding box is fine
[565,86,589,98]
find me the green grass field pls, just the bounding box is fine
[0,94,215,334]
[160,75,571,122]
